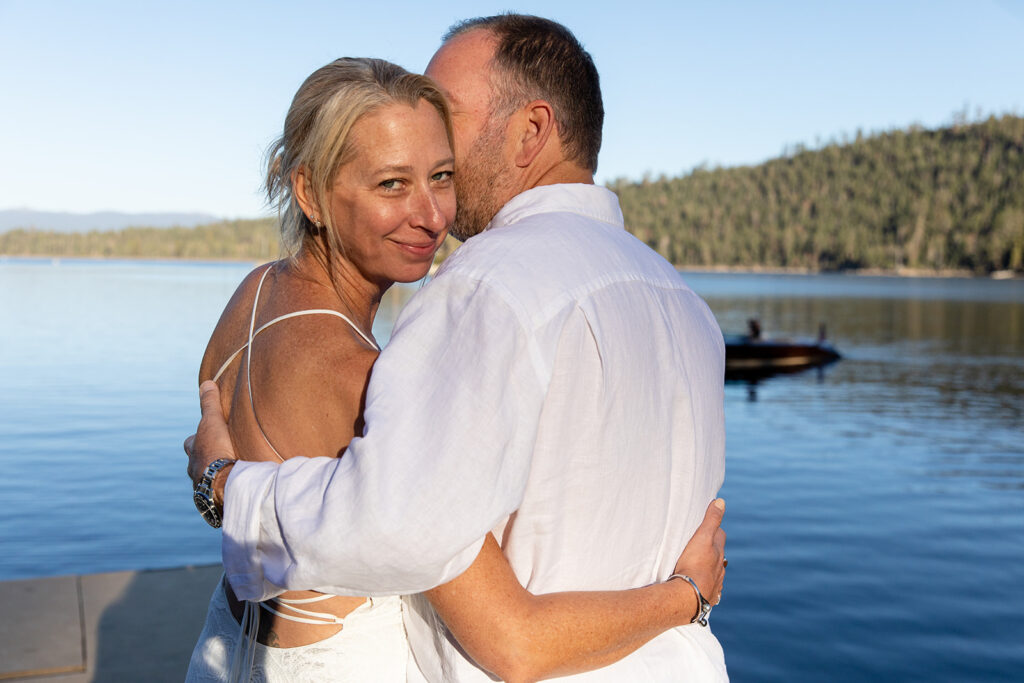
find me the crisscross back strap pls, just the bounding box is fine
[211,266,380,461]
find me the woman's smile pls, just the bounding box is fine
[325,100,456,287]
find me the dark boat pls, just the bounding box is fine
[724,320,841,379]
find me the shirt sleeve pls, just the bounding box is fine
[221,272,547,601]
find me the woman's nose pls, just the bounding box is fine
[412,188,448,233]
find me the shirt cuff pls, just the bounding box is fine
[221,459,282,602]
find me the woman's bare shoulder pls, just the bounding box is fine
[198,262,278,383]
[198,260,380,458]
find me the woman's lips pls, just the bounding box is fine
[393,240,438,257]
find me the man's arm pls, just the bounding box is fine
[426,500,727,683]
[188,390,727,681]
[187,274,547,601]
[188,394,727,682]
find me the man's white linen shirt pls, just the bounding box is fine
[222,183,727,681]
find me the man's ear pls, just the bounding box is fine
[513,99,556,168]
[291,166,318,221]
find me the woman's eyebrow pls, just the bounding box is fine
[372,164,415,175]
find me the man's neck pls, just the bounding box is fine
[526,159,594,191]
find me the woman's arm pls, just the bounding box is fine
[425,499,726,683]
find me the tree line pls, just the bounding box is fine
[0,218,280,261]
[3,115,1022,274]
[610,113,1024,274]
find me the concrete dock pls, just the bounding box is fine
[0,565,222,682]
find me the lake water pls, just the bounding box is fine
[1,258,1022,680]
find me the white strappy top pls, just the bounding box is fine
[212,264,379,628]
[212,265,380,463]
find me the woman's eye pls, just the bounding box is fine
[380,179,402,190]
[431,170,454,183]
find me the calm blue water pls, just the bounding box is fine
[2,259,1022,680]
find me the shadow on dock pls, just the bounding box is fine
[0,564,221,682]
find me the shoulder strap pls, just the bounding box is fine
[246,267,286,461]
[210,310,379,382]
[211,266,381,462]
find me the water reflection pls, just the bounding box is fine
[704,275,1024,678]
[692,272,1024,494]
[727,361,839,401]
[708,295,1022,356]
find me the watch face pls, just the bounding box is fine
[194,490,222,528]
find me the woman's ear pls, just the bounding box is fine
[513,99,555,168]
[291,166,318,222]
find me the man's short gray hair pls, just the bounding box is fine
[444,14,603,172]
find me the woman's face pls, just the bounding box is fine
[328,99,455,287]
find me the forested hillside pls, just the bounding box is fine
[0,218,279,260]
[3,116,1022,274]
[611,114,1024,274]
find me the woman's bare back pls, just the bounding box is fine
[199,261,378,647]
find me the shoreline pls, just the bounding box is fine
[0,253,266,266]
[673,263,1022,279]
[4,253,1018,280]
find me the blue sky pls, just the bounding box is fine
[1,0,1021,218]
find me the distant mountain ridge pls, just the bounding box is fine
[0,209,222,233]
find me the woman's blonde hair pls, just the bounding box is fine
[265,58,453,273]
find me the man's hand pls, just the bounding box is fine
[184,381,237,493]
[673,499,727,609]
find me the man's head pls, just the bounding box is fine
[425,14,604,240]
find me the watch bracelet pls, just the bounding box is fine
[194,458,235,528]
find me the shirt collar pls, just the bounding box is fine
[486,183,625,232]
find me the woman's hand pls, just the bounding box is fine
[673,499,727,613]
